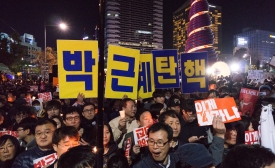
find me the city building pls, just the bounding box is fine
[20,33,41,62]
[104,0,163,58]
[0,32,12,53]
[234,28,275,64]
[173,0,222,54]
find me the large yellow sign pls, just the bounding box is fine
[105,45,140,99]
[57,40,98,98]
[138,54,155,99]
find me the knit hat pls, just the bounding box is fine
[259,85,271,92]
[176,143,215,168]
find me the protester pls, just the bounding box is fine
[109,98,138,148]
[81,103,97,128]
[51,116,64,129]
[31,99,43,118]
[57,145,96,168]
[107,150,130,168]
[45,100,62,118]
[149,103,165,122]
[0,135,21,168]
[103,124,117,167]
[167,95,181,114]
[17,117,37,150]
[52,126,80,167]
[12,118,57,168]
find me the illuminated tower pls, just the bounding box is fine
[184,0,218,64]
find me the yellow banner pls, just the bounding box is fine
[57,40,98,98]
[105,45,140,99]
[138,54,155,99]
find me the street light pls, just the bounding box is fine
[44,21,67,78]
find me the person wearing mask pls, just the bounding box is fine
[32,99,43,118]
[109,98,138,148]
[52,126,80,167]
[0,135,21,168]
[103,124,118,168]
[12,118,57,168]
[17,117,37,151]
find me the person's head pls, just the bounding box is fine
[32,99,42,112]
[103,124,115,147]
[121,98,136,118]
[7,90,16,103]
[153,90,165,104]
[14,110,27,124]
[82,103,96,120]
[0,135,20,162]
[63,106,81,129]
[259,85,272,97]
[35,118,57,150]
[57,145,96,168]
[208,80,217,90]
[150,103,165,120]
[45,100,62,118]
[147,123,173,163]
[164,89,172,100]
[219,86,229,95]
[220,93,231,98]
[17,117,37,141]
[221,144,275,168]
[181,99,196,123]
[51,116,64,129]
[159,110,181,138]
[224,122,240,148]
[52,126,80,158]
[107,150,129,168]
[135,109,153,127]
[207,89,219,99]
[167,96,181,114]
[241,116,254,131]
[64,99,71,106]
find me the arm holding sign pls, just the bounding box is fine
[208,116,226,166]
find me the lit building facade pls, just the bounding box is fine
[20,33,41,62]
[105,0,163,58]
[173,0,222,54]
[234,28,275,64]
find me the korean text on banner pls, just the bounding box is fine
[38,92,52,102]
[57,40,98,99]
[239,88,259,117]
[33,153,57,168]
[152,50,180,89]
[181,52,208,93]
[124,137,132,158]
[105,45,140,99]
[195,98,241,126]
[245,131,259,145]
[138,54,155,99]
[133,125,150,147]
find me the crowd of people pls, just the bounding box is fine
[0,73,274,168]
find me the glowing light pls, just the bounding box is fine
[59,23,67,30]
[230,63,240,71]
[270,35,275,38]
[211,62,231,76]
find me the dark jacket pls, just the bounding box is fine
[103,143,118,167]
[12,145,55,168]
[133,153,181,168]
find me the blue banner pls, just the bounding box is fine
[152,50,180,89]
[181,52,208,93]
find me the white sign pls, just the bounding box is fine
[247,70,263,79]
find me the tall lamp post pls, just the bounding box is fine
[44,22,67,78]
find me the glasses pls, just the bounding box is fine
[0,144,14,152]
[148,140,169,147]
[35,131,54,137]
[66,116,80,121]
[83,108,94,113]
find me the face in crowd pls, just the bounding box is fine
[182,109,196,123]
[164,116,181,138]
[154,96,165,104]
[82,105,95,120]
[47,107,60,118]
[53,136,79,158]
[137,111,153,127]
[148,129,170,164]
[35,123,56,150]
[123,100,137,118]
[103,125,111,146]
[0,139,16,162]
[64,112,81,130]
[224,128,237,147]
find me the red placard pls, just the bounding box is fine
[133,125,150,147]
[195,98,241,126]
[38,92,52,102]
[239,88,259,117]
[124,137,132,158]
[0,131,18,138]
[245,131,259,145]
[33,153,57,168]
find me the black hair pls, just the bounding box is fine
[32,100,40,106]
[219,86,229,94]
[0,135,20,163]
[62,106,81,121]
[152,90,165,98]
[208,80,216,85]
[158,110,181,124]
[51,115,65,128]
[220,94,231,98]
[18,117,37,135]
[104,123,115,146]
[120,98,134,109]
[8,90,16,97]
[148,122,173,142]
[57,145,96,168]
[52,126,80,145]
[82,102,96,111]
[45,100,62,112]
[150,103,164,119]
[135,108,151,121]
[181,99,196,114]
[240,116,252,131]
[207,89,219,97]
[107,150,130,168]
[221,144,275,168]
[36,118,57,128]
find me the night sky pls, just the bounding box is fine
[1,0,275,54]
